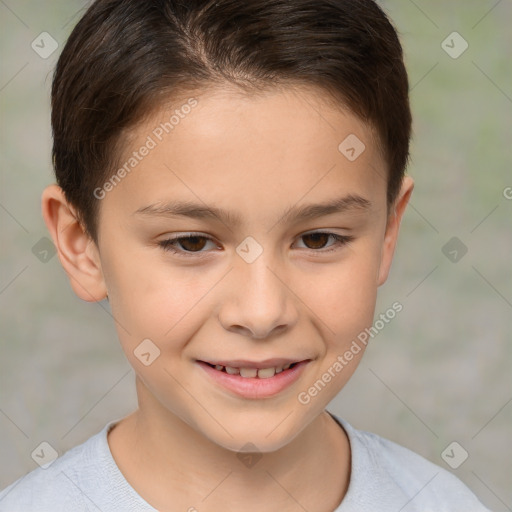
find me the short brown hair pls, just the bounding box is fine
[51,0,411,243]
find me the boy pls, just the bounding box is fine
[0,0,491,510]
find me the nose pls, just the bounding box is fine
[218,251,298,340]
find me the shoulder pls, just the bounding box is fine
[0,420,154,512]
[330,414,491,512]
[0,431,100,512]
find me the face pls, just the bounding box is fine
[79,86,410,452]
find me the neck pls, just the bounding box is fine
[108,376,350,511]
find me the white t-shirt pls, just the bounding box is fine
[0,412,491,511]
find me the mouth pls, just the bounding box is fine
[196,358,311,399]
[198,359,307,379]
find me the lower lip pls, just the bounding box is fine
[197,360,310,399]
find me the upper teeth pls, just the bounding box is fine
[213,363,292,378]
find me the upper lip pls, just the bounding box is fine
[198,358,310,369]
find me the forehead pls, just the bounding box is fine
[102,85,387,226]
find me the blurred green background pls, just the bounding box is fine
[0,1,511,510]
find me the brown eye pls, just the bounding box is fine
[159,234,216,256]
[175,236,208,252]
[296,232,354,253]
[301,232,331,250]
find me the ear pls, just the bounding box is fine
[41,184,107,302]
[377,175,414,286]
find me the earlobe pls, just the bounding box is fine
[41,184,107,302]
[377,176,414,286]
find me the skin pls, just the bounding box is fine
[42,85,414,511]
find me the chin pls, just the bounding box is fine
[212,430,296,454]
[196,411,308,454]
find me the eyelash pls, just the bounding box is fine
[158,231,355,258]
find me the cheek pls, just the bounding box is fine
[100,241,213,351]
[302,253,380,391]
[313,246,380,337]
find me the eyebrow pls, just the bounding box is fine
[134,194,372,228]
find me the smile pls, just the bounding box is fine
[196,359,311,399]
[202,361,299,378]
